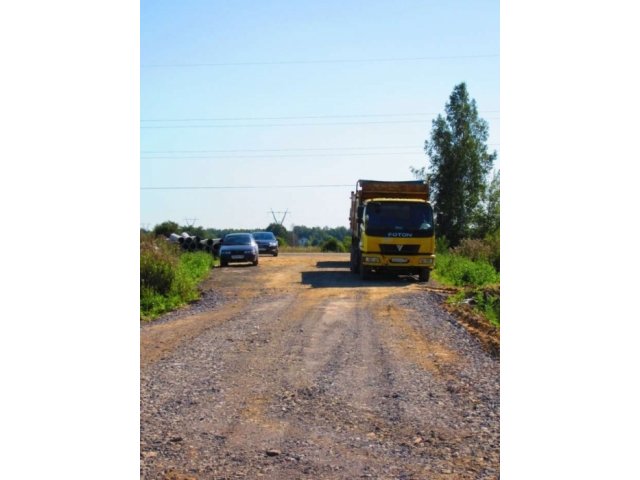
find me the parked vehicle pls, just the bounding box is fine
[219,233,259,267]
[252,231,279,256]
[349,180,435,282]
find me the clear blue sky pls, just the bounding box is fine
[140,0,499,231]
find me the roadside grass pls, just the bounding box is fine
[447,285,500,327]
[434,250,500,327]
[141,236,216,321]
[433,251,499,287]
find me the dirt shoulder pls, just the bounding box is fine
[141,253,499,479]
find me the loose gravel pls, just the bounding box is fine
[141,254,499,479]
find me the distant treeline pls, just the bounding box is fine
[145,221,349,248]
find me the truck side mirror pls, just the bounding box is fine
[357,205,364,223]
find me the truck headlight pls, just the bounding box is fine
[364,256,380,263]
[419,258,434,264]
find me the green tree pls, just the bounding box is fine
[473,170,500,238]
[266,223,288,239]
[153,221,180,237]
[412,83,497,245]
[321,236,346,252]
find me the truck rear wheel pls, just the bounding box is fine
[359,260,370,280]
[419,268,430,282]
[350,246,358,273]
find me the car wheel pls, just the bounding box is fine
[220,261,228,267]
[253,259,259,266]
[273,251,278,257]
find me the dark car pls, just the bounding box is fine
[251,231,279,256]
[219,233,259,266]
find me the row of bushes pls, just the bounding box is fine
[140,234,215,321]
[320,236,349,252]
[434,233,500,326]
[277,236,350,253]
[437,230,499,271]
[434,253,499,287]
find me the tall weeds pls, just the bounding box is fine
[140,234,215,321]
[434,235,500,326]
[434,252,499,287]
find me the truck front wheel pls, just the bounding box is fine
[419,268,430,282]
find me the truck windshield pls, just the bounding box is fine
[364,202,434,237]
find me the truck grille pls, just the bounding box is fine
[379,244,420,254]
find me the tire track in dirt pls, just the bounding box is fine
[141,254,499,479]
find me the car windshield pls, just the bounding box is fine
[223,234,252,245]
[252,232,275,240]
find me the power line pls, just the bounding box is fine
[139,120,437,129]
[141,111,500,122]
[140,143,500,154]
[141,152,424,160]
[141,149,499,160]
[142,54,499,68]
[140,118,500,129]
[141,184,354,190]
[140,145,421,154]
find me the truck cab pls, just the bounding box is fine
[350,180,435,282]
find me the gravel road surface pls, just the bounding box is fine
[140,253,499,479]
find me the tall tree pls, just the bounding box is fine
[413,83,497,245]
[473,170,500,238]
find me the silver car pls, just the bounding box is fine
[219,233,259,267]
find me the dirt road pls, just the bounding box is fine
[141,253,499,479]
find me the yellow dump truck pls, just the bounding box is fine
[349,179,435,282]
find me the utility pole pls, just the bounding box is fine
[269,209,289,226]
[184,218,197,227]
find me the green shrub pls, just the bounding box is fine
[434,252,499,287]
[341,236,352,251]
[321,237,346,252]
[452,238,492,262]
[140,235,178,295]
[474,286,500,326]
[140,234,215,321]
[277,235,289,247]
[435,235,450,254]
[484,229,500,271]
[171,252,215,300]
[447,285,500,327]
